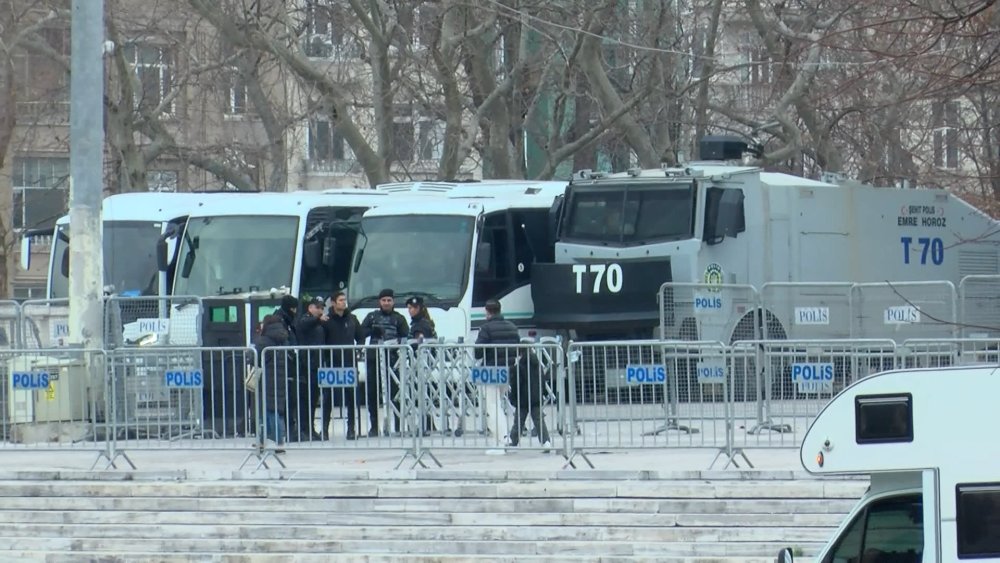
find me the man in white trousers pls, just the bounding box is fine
[474,299,520,449]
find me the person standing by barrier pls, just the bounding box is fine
[255,314,291,451]
[360,288,409,437]
[508,352,552,452]
[406,296,436,341]
[325,292,364,440]
[293,297,327,442]
[277,295,299,344]
[475,299,520,447]
[406,296,437,434]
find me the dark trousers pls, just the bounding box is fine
[291,379,318,438]
[320,386,361,437]
[509,400,550,446]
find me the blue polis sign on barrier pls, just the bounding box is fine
[164,370,203,388]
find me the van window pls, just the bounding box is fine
[825,493,923,563]
[957,483,1000,558]
[856,394,913,444]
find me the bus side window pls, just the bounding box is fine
[825,494,923,563]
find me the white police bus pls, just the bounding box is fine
[23,192,241,299]
[348,180,568,341]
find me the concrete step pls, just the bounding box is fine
[0,473,855,559]
[0,509,846,527]
[0,523,835,543]
[0,553,799,562]
[0,479,867,499]
[0,537,824,557]
[0,495,858,514]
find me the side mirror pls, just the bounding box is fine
[475,241,492,274]
[156,239,169,271]
[303,240,322,269]
[776,548,794,563]
[60,248,70,277]
[352,248,365,273]
[181,251,195,279]
[19,236,31,271]
[322,236,337,266]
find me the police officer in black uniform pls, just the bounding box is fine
[360,288,409,437]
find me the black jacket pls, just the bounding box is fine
[255,316,290,413]
[361,308,409,344]
[409,311,436,340]
[296,313,327,347]
[475,314,520,364]
[295,312,327,375]
[509,352,548,407]
[277,309,298,346]
[325,309,364,368]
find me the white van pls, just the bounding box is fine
[778,365,1000,563]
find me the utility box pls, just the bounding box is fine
[5,355,90,424]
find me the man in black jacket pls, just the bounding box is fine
[324,291,364,440]
[475,299,520,447]
[360,288,409,437]
[292,297,327,441]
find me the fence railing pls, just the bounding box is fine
[4,337,997,471]
[660,279,976,343]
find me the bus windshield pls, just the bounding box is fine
[349,215,474,307]
[172,215,299,296]
[51,221,164,298]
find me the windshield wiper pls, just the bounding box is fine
[400,291,445,304]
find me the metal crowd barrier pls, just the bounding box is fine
[730,339,897,458]
[104,346,257,469]
[256,343,419,468]
[104,295,203,348]
[0,348,112,467]
[2,336,998,471]
[411,341,566,467]
[564,340,732,468]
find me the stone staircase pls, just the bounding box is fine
[0,469,865,562]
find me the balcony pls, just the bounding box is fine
[16,101,70,124]
[303,158,362,175]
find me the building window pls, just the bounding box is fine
[123,44,174,113]
[147,170,178,192]
[226,65,248,115]
[308,119,345,162]
[391,106,415,163]
[12,157,70,230]
[932,100,960,169]
[304,1,349,58]
[13,27,70,121]
[417,120,443,161]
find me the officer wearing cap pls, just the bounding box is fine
[360,288,409,437]
[405,296,436,341]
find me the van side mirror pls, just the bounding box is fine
[181,251,195,279]
[303,240,322,268]
[20,236,31,271]
[475,242,492,274]
[60,247,70,277]
[323,237,337,266]
[156,239,169,271]
[776,548,794,563]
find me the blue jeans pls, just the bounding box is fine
[263,410,286,444]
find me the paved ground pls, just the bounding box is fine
[0,443,805,477]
